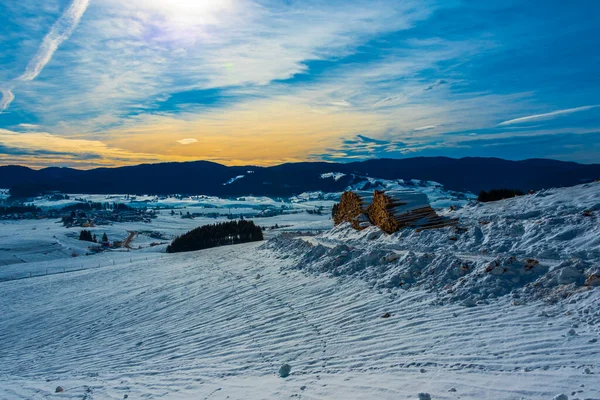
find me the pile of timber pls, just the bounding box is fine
[367,190,458,233]
[333,191,374,230]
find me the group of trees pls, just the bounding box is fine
[60,202,134,212]
[79,230,96,242]
[79,230,108,243]
[0,205,40,215]
[8,184,53,199]
[166,220,263,253]
[478,188,525,202]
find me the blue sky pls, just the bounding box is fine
[0,0,599,168]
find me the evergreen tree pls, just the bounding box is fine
[166,220,263,253]
[79,230,94,242]
[102,232,108,242]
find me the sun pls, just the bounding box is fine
[139,0,237,28]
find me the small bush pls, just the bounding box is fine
[478,188,524,202]
[167,220,263,253]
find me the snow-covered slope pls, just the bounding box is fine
[1,182,600,399]
[1,242,599,399]
[265,182,600,306]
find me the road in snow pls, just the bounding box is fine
[1,242,599,399]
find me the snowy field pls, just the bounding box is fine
[1,181,599,399]
[0,199,331,275]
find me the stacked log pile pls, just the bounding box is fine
[333,191,374,230]
[367,190,458,234]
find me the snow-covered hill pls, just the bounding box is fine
[1,242,599,399]
[1,182,600,399]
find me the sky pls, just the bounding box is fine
[0,0,599,168]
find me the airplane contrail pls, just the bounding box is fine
[0,0,90,113]
[498,105,600,126]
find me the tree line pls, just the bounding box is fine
[166,220,263,253]
[0,205,40,215]
[60,202,134,212]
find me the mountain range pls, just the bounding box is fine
[1,157,600,198]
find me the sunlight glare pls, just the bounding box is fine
[138,0,237,29]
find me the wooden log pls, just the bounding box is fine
[367,190,458,233]
[333,191,374,230]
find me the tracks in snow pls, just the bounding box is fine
[213,248,330,379]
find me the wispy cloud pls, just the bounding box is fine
[0,90,15,113]
[0,0,89,112]
[498,105,600,126]
[424,79,448,91]
[4,0,441,129]
[17,123,41,130]
[176,138,198,145]
[0,127,185,168]
[413,125,437,131]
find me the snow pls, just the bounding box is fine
[320,172,346,181]
[223,175,245,185]
[349,178,476,209]
[318,181,600,261]
[1,182,600,399]
[262,182,600,307]
[1,242,599,399]
[380,190,430,213]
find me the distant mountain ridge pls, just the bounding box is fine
[1,157,599,197]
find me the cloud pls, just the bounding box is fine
[176,138,198,145]
[424,79,448,91]
[413,125,437,131]
[331,100,352,107]
[0,90,15,114]
[16,123,41,130]
[2,0,600,166]
[0,144,102,159]
[0,128,176,167]
[0,0,89,112]
[498,105,600,126]
[2,0,442,129]
[356,134,389,144]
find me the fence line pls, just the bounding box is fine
[0,258,136,283]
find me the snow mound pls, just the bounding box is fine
[265,234,599,305]
[264,182,600,306]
